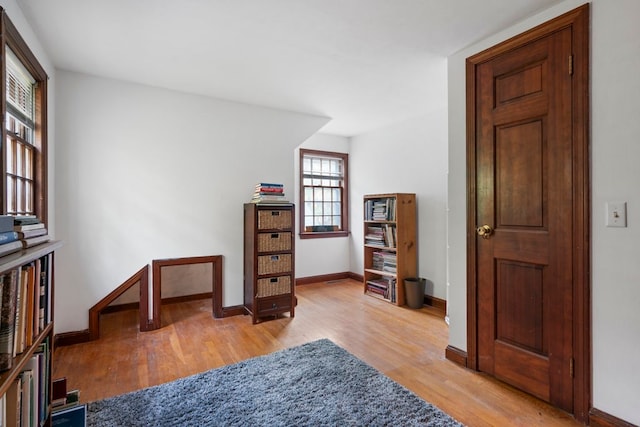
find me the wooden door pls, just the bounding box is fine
[466,6,590,419]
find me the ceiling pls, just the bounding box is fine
[16,0,562,136]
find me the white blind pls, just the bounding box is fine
[6,48,35,124]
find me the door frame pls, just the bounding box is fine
[465,5,590,422]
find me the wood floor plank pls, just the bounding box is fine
[52,279,581,426]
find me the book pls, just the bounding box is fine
[13,215,40,225]
[251,182,290,204]
[24,353,42,426]
[5,377,22,427]
[22,234,51,249]
[0,240,23,257]
[256,182,284,188]
[52,402,86,427]
[20,370,33,427]
[14,266,29,354]
[17,228,48,239]
[0,215,14,233]
[0,269,18,370]
[52,377,68,408]
[51,389,80,412]
[38,256,47,332]
[14,223,45,232]
[0,231,19,244]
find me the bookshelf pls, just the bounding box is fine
[244,203,295,324]
[0,240,61,426]
[363,194,416,306]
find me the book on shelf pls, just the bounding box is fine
[17,227,48,239]
[365,224,396,248]
[0,269,19,370]
[366,277,397,302]
[251,182,290,204]
[20,370,33,426]
[5,376,22,427]
[364,198,396,221]
[13,215,40,225]
[22,234,51,249]
[14,265,29,354]
[0,215,14,233]
[0,231,19,244]
[256,182,284,189]
[23,351,42,426]
[0,240,23,257]
[14,222,45,232]
[372,251,397,273]
[254,183,284,193]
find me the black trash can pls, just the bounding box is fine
[404,278,426,309]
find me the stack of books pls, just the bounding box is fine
[13,215,49,250]
[251,182,289,204]
[0,215,22,257]
[51,377,86,426]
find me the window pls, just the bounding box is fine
[299,149,348,239]
[1,10,48,221]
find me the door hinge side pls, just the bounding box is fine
[569,55,574,76]
[569,357,575,378]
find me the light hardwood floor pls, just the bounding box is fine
[52,279,581,426]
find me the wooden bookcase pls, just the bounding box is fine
[363,193,416,306]
[0,240,61,426]
[243,203,295,324]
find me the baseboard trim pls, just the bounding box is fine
[589,408,637,427]
[55,330,91,347]
[424,295,446,316]
[296,272,353,286]
[445,345,468,368]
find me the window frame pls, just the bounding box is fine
[299,148,349,239]
[1,9,48,223]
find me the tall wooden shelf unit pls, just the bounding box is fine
[363,193,416,306]
[244,203,295,324]
[0,240,61,426]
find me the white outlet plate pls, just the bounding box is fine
[606,202,627,227]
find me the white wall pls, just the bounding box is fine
[350,98,448,299]
[294,133,351,278]
[448,1,640,423]
[54,70,329,333]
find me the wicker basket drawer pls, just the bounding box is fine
[257,275,291,297]
[258,209,292,230]
[257,232,292,252]
[257,254,292,275]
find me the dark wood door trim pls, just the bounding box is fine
[465,4,590,422]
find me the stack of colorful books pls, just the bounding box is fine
[251,183,289,203]
[12,215,49,250]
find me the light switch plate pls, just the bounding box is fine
[606,202,627,227]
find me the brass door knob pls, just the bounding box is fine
[476,225,493,239]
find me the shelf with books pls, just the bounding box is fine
[0,240,61,426]
[363,194,416,306]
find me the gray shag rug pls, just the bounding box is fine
[86,338,463,426]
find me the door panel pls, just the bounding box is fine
[475,28,573,411]
[496,121,543,227]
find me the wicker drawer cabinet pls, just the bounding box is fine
[244,203,295,323]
